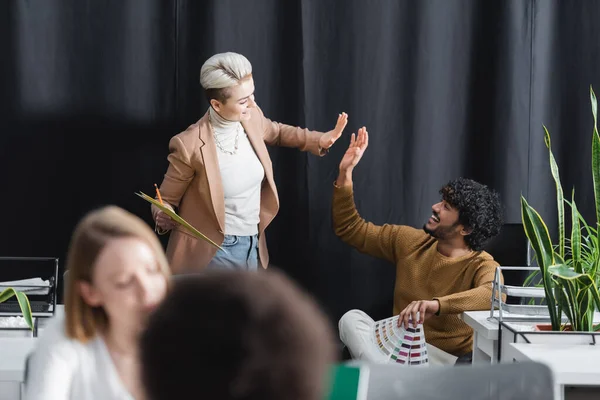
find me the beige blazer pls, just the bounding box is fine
[156,106,324,273]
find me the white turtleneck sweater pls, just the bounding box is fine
[209,107,265,236]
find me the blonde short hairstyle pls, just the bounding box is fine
[64,206,171,342]
[200,52,253,103]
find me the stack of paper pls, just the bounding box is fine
[0,278,50,295]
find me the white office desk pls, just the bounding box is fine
[462,311,547,364]
[462,311,500,363]
[505,343,600,400]
[0,305,64,400]
[0,338,37,400]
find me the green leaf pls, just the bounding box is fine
[522,87,600,332]
[15,292,33,330]
[571,191,582,273]
[590,86,600,226]
[588,281,600,320]
[594,136,600,228]
[549,265,600,332]
[554,283,571,327]
[522,197,556,271]
[591,85,598,125]
[0,288,34,330]
[523,269,541,287]
[0,287,16,303]
[521,196,560,329]
[544,126,565,259]
[549,264,591,280]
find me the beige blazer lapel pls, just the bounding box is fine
[242,119,273,179]
[242,116,279,234]
[198,112,225,232]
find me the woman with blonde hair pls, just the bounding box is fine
[153,51,348,273]
[25,206,171,400]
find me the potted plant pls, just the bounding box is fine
[520,86,600,332]
[0,287,34,330]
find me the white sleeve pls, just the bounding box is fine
[23,319,77,400]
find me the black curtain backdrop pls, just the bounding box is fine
[1,0,598,324]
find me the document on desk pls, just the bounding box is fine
[0,278,50,295]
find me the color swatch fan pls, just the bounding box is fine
[372,315,428,366]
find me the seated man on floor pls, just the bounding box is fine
[333,127,503,365]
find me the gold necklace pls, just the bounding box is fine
[209,113,240,155]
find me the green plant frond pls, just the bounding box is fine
[0,288,34,330]
[15,291,33,330]
[521,198,556,270]
[521,197,560,328]
[565,201,597,238]
[551,266,600,331]
[571,191,583,273]
[591,85,598,125]
[544,126,566,259]
[594,131,600,229]
[523,270,542,287]
[566,280,579,328]
[589,280,600,316]
[548,264,590,280]
[580,241,596,252]
[0,287,16,303]
[554,284,571,324]
[522,86,600,332]
[591,86,600,226]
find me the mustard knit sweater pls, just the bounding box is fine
[333,184,499,356]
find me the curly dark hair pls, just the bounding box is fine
[440,177,503,251]
[140,270,336,400]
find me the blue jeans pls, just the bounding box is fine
[207,234,259,271]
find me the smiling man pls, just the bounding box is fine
[332,127,503,365]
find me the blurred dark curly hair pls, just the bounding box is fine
[440,178,503,251]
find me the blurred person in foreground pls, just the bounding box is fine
[140,269,337,400]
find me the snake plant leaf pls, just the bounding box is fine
[549,264,594,281]
[548,265,600,331]
[544,126,565,259]
[521,196,560,329]
[554,284,571,328]
[0,287,34,330]
[523,86,600,332]
[590,86,600,226]
[571,191,582,274]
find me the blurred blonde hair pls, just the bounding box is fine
[64,206,170,342]
[200,52,253,103]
